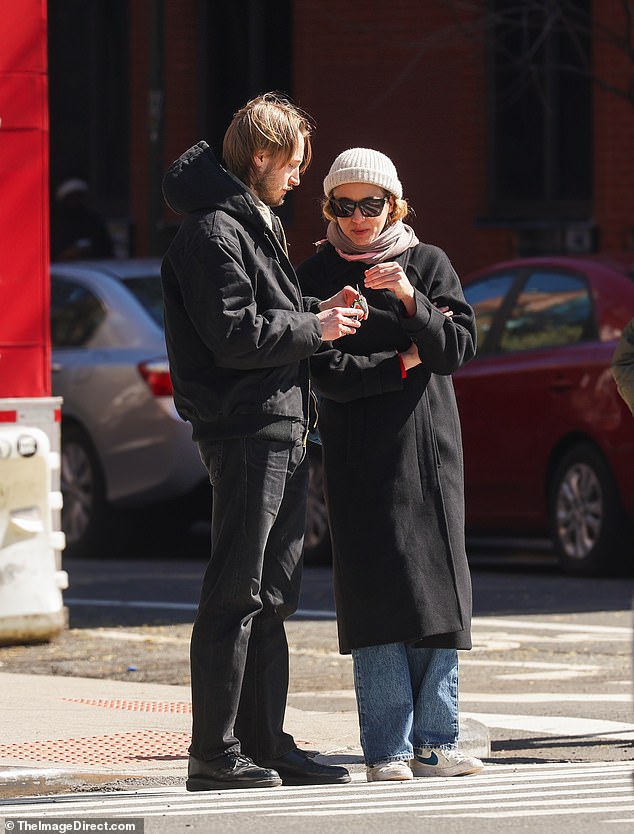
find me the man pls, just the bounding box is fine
[161,93,362,791]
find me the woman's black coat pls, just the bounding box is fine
[297,242,477,654]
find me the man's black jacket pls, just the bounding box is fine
[161,141,322,442]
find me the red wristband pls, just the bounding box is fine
[398,354,407,378]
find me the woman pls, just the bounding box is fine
[297,148,482,782]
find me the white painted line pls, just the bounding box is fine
[6,779,632,817]
[264,794,634,819]
[474,631,630,644]
[53,788,634,819]
[472,617,632,635]
[3,767,632,817]
[63,598,336,619]
[460,692,631,703]
[460,658,599,670]
[442,807,634,820]
[64,597,198,611]
[463,711,634,739]
[498,669,601,681]
[289,689,356,698]
[294,690,631,704]
[62,605,629,632]
[88,629,189,644]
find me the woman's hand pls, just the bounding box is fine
[399,341,422,371]
[364,262,415,315]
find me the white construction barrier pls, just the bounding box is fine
[0,425,67,644]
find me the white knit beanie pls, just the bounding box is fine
[323,148,403,199]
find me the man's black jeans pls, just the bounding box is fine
[191,433,308,763]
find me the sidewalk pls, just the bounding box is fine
[0,672,490,797]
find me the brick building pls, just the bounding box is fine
[49,0,634,276]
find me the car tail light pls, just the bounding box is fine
[138,359,173,396]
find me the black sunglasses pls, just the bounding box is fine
[328,196,389,218]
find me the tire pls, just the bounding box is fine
[60,423,110,558]
[303,446,332,565]
[548,443,629,576]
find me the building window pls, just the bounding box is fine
[48,1,129,217]
[199,0,293,158]
[487,0,592,220]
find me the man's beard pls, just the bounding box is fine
[252,169,285,207]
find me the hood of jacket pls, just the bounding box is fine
[162,140,263,230]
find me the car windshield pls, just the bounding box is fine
[121,276,164,328]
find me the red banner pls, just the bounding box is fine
[0,0,50,397]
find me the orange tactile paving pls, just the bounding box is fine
[0,730,190,765]
[62,698,192,713]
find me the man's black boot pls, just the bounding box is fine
[186,752,282,791]
[259,748,351,786]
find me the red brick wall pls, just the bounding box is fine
[290,0,512,275]
[162,1,200,204]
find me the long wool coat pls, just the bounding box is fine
[297,242,477,654]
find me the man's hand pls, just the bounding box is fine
[319,285,362,313]
[316,306,364,340]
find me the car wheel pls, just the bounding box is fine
[548,444,629,576]
[303,447,332,565]
[60,424,109,558]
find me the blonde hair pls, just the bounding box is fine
[222,92,313,185]
[321,192,410,225]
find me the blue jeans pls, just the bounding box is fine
[352,643,459,766]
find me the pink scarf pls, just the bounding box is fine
[325,219,419,264]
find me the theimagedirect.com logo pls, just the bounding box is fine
[4,821,143,833]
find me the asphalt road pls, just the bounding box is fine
[0,546,632,766]
[1,545,633,832]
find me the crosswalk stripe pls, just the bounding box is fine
[1,762,631,820]
[462,711,634,738]
[445,807,634,820]
[471,617,632,634]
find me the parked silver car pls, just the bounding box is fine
[51,259,208,557]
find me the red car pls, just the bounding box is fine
[455,254,634,576]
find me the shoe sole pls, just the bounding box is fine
[278,774,351,786]
[412,764,483,777]
[367,774,414,782]
[186,776,282,791]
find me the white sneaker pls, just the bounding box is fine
[410,748,483,777]
[367,760,414,782]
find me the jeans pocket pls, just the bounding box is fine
[197,440,223,486]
